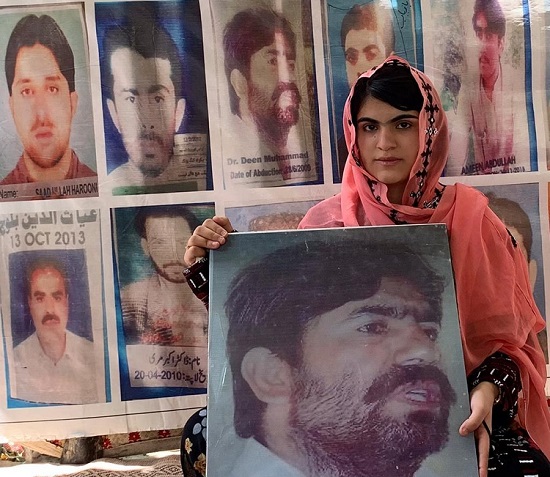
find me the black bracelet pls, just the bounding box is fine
[184,256,209,310]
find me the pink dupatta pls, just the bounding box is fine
[300,55,550,456]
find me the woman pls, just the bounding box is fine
[183,56,550,476]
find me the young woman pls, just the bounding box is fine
[183,56,550,477]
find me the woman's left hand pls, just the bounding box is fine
[459,381,499,477]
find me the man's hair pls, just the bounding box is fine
[472,0,506,39]
[134,205,201,239]
[102,11,183,100]
[351,61,424,126]
[5,14,75,96]
[26,258,68,297]
[223,8,296,116]
[340,2,395,54]
[487,193,533,260]
[225,239,445,441]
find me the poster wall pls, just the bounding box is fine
[0,0,549,440]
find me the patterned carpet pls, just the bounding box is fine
[1,455,182,477]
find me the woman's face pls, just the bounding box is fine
[355,96,420,204]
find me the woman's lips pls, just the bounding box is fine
[375,157,402,166]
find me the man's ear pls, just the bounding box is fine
[69,91,79,121]
[141,237,150,258]
[241,347,293,404]
[107,98,121,133]
[174,98,186,132]
[229,68,248,100]
[9,94,14,119]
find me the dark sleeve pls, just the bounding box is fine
[184,257,209,310]
[468,352,521,426]
[181,407,207,477]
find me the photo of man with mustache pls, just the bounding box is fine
[208,235,473,477]
[12,258,101,405]
[1,13,97,186]
[102,9,186,190]
[445,0,530,175]
[119,205,208,347]
[220,5,318,186]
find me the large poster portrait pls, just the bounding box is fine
[96,0,210,196]
[209,0,321,188]
[427,0,535,176]
[323,0,422,181]
[0,4,98,201]
[207,226,477,476]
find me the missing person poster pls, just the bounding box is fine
[0,210,107,407]
[425,0,534,176]
[0,4,98,201]
[111,203,213,401]
[322,0,423,181]
[209,0,321,188]
[96,0,211,196]
[207,225,477,476]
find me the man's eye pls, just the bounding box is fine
[396,122,412,129]
[357,321,388,335]
[48,86,59,94]
[125,96,136,103]
[421,325,440,341]
[154,95,165,103]
[21,88,32,97]
[345,50,358,65]
[365,48,381,62]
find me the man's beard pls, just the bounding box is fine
[288,364,456,477]
[154,260,186,284]
[126,130,172,178]
[248,81,301,143]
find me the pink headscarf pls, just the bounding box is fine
[300,55,550,456]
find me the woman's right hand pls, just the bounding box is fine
[184,216,235,266]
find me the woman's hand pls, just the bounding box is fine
[459,381,498,477]
[184,216,235,266]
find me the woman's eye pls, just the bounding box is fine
[362,124,377,132]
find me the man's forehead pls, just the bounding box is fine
[254,31,295,58]
[145,215,190,235]
[344,28,383,48]
[14,44,64,82]
[30,267,66,288]
[110,47,174,90]
[474,11,490,28]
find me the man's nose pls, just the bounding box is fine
[33,92,49,122]
[137,98,166,130]
[279,58,296,83]
[44,296,56,313]
[394,323,440,366]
